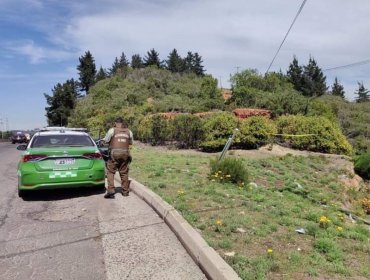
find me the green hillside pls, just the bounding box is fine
[68,67,369,155]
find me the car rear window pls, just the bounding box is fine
[31,135,95,147]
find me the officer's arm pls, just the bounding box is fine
[129,131,134,149]
[103,128,114,145]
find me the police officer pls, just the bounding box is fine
[103,117,133,198]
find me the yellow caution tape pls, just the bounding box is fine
[269,133,318,137]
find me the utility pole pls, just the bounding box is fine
[0,115,3,139]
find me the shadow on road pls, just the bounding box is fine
[20,186,106,201]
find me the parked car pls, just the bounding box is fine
[17,127,106,197]
[11,131,28,144]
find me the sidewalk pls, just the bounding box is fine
[107,175,241,280]
[98,177,207,280]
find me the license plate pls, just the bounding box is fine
[55,158,75,165]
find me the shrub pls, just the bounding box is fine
[255,90,309,117]
[209,157,249,184]
[317,95,370,154]
[200,112,238,152]
[136,115,154,143]
[151,115,172,145]
[276,115,353,155]
[354,153,370,180]
[236,116,277,148]
[199,139,229,152]
[170,114,204,148]
[313,238,343,262]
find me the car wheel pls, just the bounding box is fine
[95,184,106,191]
[18,189,27,198]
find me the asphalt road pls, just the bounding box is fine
[0,142,206,280]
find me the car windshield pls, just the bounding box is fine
[13,132,25,136]
[31,135,94,148]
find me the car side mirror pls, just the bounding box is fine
[17,144,27,151]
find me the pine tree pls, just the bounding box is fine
[96,66,108,82]
[184,52,194,74]
[131,54,144,69]
[77,51,96,94]
[287,56,302,92]
[301,57,327,97]
[331,77,345,98]
[109,57,120,76]
[44,79,80,126]
[355,82,370,103]
[119,52,129,67]
[144,49,162,68]
[166,49,184,73]
[193,52,205,76]
[109,52,129,76]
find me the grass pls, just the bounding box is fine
[130,144,370,280]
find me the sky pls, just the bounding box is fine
[1,0,370,130]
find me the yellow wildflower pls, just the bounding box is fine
[215,219,223,226]
[226,174,231,178]
[177,189,185,195]
[319,216,330,223]
[337,226,343,232]
[319,216,331,228]
[267,248,273,254]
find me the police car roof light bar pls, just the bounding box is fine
[41,127,88,132]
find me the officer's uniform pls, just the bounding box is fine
[104,124,133,196]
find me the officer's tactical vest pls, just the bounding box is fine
[109,127,131,150]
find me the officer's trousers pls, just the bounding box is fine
[106,150,131,194]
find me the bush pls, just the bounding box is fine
[136,115,154,143]
[151,115,172,145]
[199,139,228,152]
[170,114,204,148]
[209,157,249,184]
[317,95,370,154]
[200,112,238,152]
[136,114,173,145]
[354,153,370,179]
[236,116,277,148]
[276,115,353,155]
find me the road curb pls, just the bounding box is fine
[116,176,241,280]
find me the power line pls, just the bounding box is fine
[323,59,370,71]
[265,0,308,74]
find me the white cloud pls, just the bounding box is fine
[2,0,370,129]
[4,40,75,64]
[55,1,370,67]
[3,0,370,99]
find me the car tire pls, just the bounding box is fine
[18,189,25,197]
[95,184,106,191]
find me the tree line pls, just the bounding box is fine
[286,56,370,102]
[44,50,370,126]
[45,48,205,126]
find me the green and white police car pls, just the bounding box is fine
[17,127,105,197]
